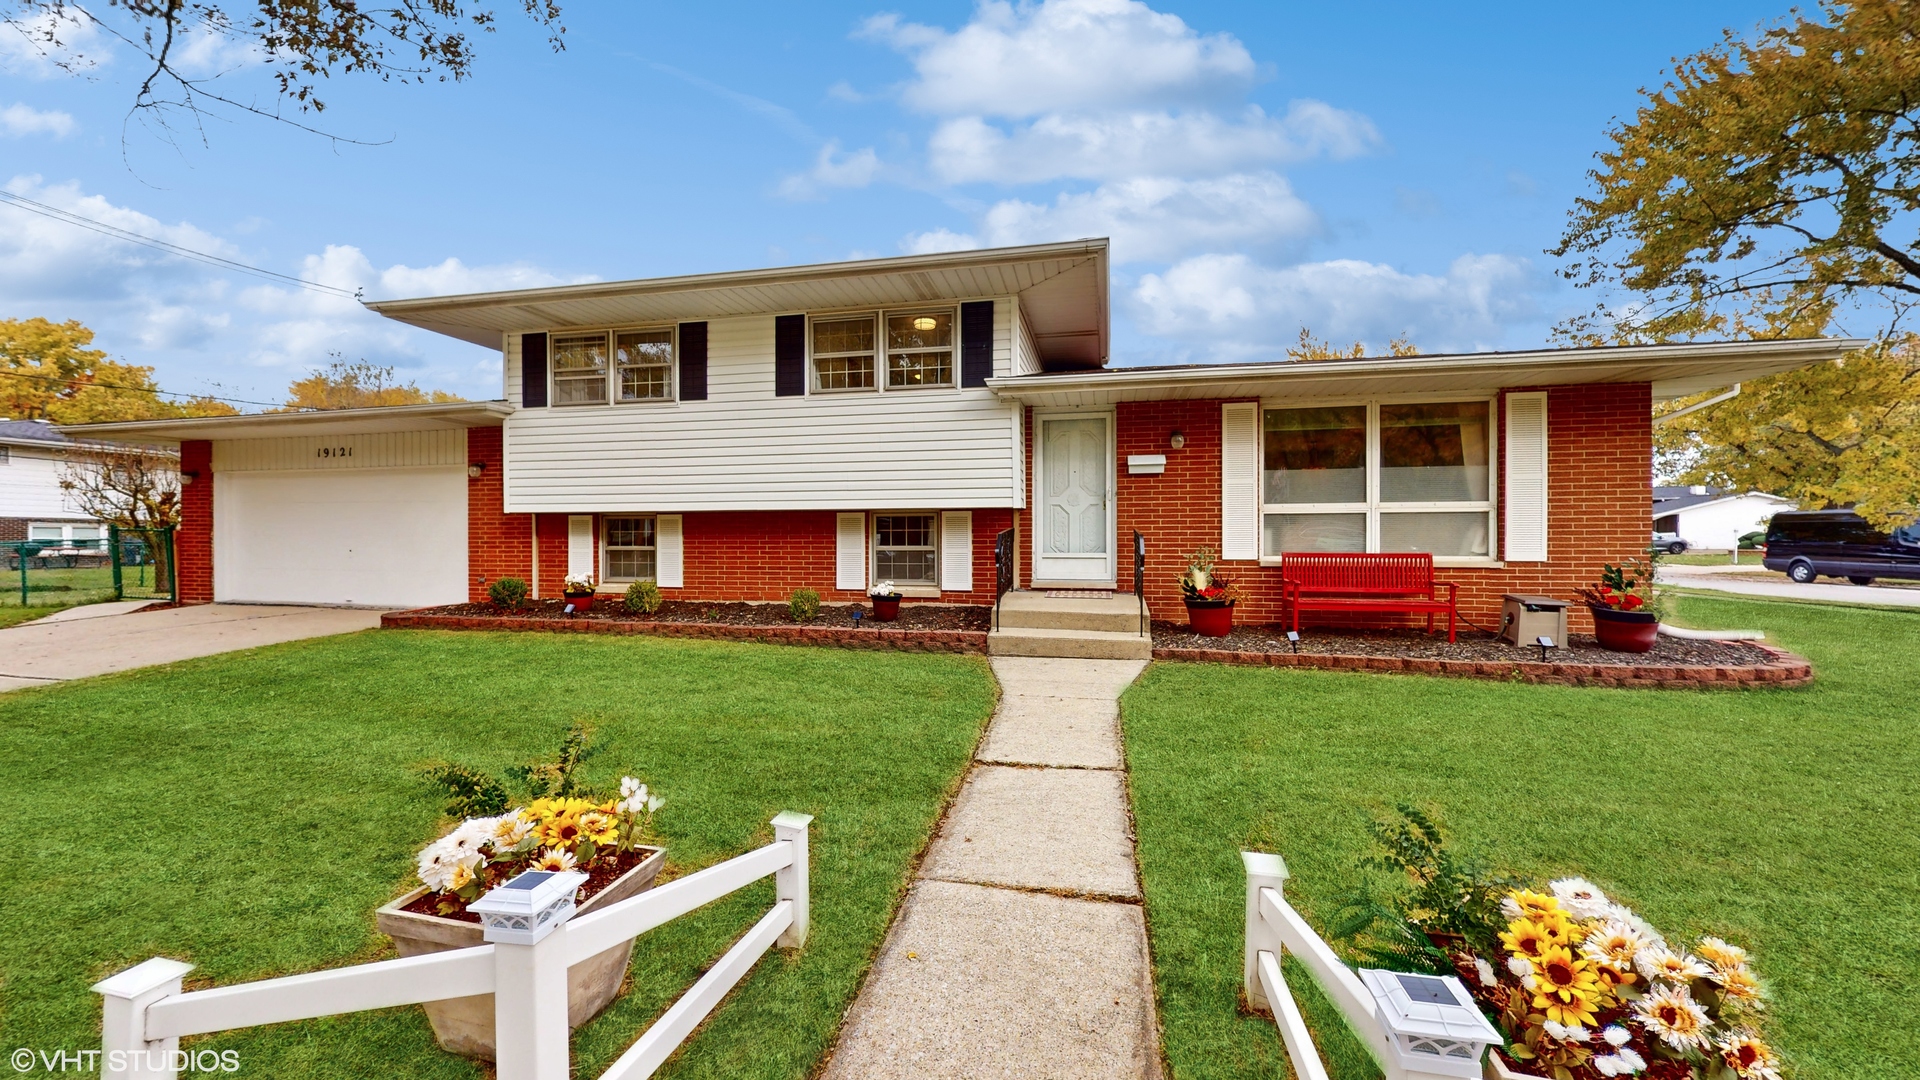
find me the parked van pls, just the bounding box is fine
[1762,510,1920,584]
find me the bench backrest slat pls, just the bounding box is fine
[1280,552,1434,594]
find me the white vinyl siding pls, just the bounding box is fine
[502,311,1022,512]
[1504,392,1549,562]
[1010,301,1040,376]
[0,442,91,519]
[504,332,521,405]
[1220,402,1259,560]
[655,514,684,588]
[211,430,466,472]
[835,512,866,591]
[940,511,973,592]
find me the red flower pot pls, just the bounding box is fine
[872,596,901,621]
[565,593,594,612]
[1185,599,1234,637]
[1589,604,1658,652]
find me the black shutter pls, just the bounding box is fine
[521,332,548,407]
[678,322,708,401]
[961,301,994,388]
[774,314,806,397]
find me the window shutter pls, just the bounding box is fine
[940,511,973,592]
[678,322,708,401]
[960,301,994,387]
[655,514,684,588]
[774,314,806,397]
[1504,392,1549,562]
[568,515,594,579]
[836,512,866,591]
[521,332,548,407]
[1221,402,1259,560]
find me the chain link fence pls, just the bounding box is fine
[2,524,175,616]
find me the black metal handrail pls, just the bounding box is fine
[1133,529,1146,636]
[993,528,1014,631]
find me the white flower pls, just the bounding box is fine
[450,817,498,853]
[1634,984,1713,1052]
[1474,958,1498,986]
[869,580,897,597]
[1550,877,1613,920]
[1542,1020,1591,1042]
[1637,946,1712,983]
[491,812,534,848]
[620,776,642,799]
[1603,1025,1632,1047]
[1507,955,1532,977]
[533,847,578,872]
[417,836,485,892]
[563,572,595,592]
[1582,920,1651,969]
[1615,1048,1646,1071]
[1592,1051,1646,1077]
[1519,973,1537,991]
[1607,904,1667,948]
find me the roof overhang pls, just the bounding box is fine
[365,239,1111,371]
[986,338,1865,406]
[56,400,514,445]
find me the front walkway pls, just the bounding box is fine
[0,603,387,692]
[823,657,1160,1080]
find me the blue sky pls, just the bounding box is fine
[1,0,1789,407]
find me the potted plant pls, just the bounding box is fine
[379,726,667,1060]
[868,580,903,621]
[562,572,596,612]
[1576,560,1660,652]
[1179,547,1240,636]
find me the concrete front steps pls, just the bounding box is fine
[987,590,1152,660]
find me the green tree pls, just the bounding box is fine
[0,317,236,423]
[283,357,464,410]
[1557,0,1920,527]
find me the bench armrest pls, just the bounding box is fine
[1433,580,1459,603]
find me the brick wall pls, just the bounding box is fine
[522,508,1015,605]
[1113,385,1654,634]
[177,439,214,603]
[465,427,534,602]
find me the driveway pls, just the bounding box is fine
[0,603,388,693]
[1658,568,1920,608]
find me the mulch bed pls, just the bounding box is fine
[384,599,990,653]
[1152,622,1811,688]
[399,846,654,924]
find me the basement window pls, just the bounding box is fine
[603,517,657,582]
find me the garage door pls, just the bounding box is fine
[214,466,467,607]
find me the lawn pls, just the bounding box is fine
[0,630,996,1079]
[1124,594,1919,1080]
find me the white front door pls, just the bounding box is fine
[1033,413,1114,584]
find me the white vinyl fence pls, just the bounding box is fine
[94,812,813,1080]
[1242,851,1500,1080]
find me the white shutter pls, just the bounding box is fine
[1504,392,1549,562]
[655,514,684,588]
[940,511,973,592]
[568,515,595,579]
[836,512,867,591]
[1221,402,1259,560]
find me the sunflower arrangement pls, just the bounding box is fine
[1454,879,1777,1080]
[414,776,666,915]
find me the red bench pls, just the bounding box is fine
[1280,552,1460,642]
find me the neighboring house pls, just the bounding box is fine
[0,417,103,550]
[1652,485,1795,550]
[63,240,1860,628]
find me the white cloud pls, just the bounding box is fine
[928,101,1376,184]
[0,9,109,76]
[864,0,1255,118]
[1,103,74,137]
[1131,252,1539,359]
[776,141,883,200]
[900,228,982,255]
[0,175,240,298]
[968,172,1317,263]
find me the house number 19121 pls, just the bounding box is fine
[316,446,353,459]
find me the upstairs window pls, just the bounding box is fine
[616,329,674,401]
[813,317,876,391]
[552,332,610,405]
[886,312,954,388]
[549,328,676,406]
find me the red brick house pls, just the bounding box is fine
[68,240,1852,638]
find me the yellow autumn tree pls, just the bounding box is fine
[0,317,236,423]
[282,358,465,410]
[1286,328,1420,362]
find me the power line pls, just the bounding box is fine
[0,189,363,300]
[0,369,294,410]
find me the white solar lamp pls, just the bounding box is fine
[1357,968,1503,1078]
[467,869,589,945]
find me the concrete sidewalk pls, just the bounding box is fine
[1658,569,1920,608]
[0,603,387,693]
[823,657,1159,1080]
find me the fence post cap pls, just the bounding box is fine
[468,869,588,944]
[1241,851,1289,879]
[92,957,194,998]
[770,811,814,831]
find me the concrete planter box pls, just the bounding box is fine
[375,845,666,1060]
[1484,1050,1538,1078]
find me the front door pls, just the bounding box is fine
[1034,414,1114,584]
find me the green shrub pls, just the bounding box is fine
[625,579,662,614]
[487,577,528,608]
[789,588,821,622]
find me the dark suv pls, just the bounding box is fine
[1762,510,1920,585]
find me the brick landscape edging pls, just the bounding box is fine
[1150,642,1813,689]
[381,611,988,654]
